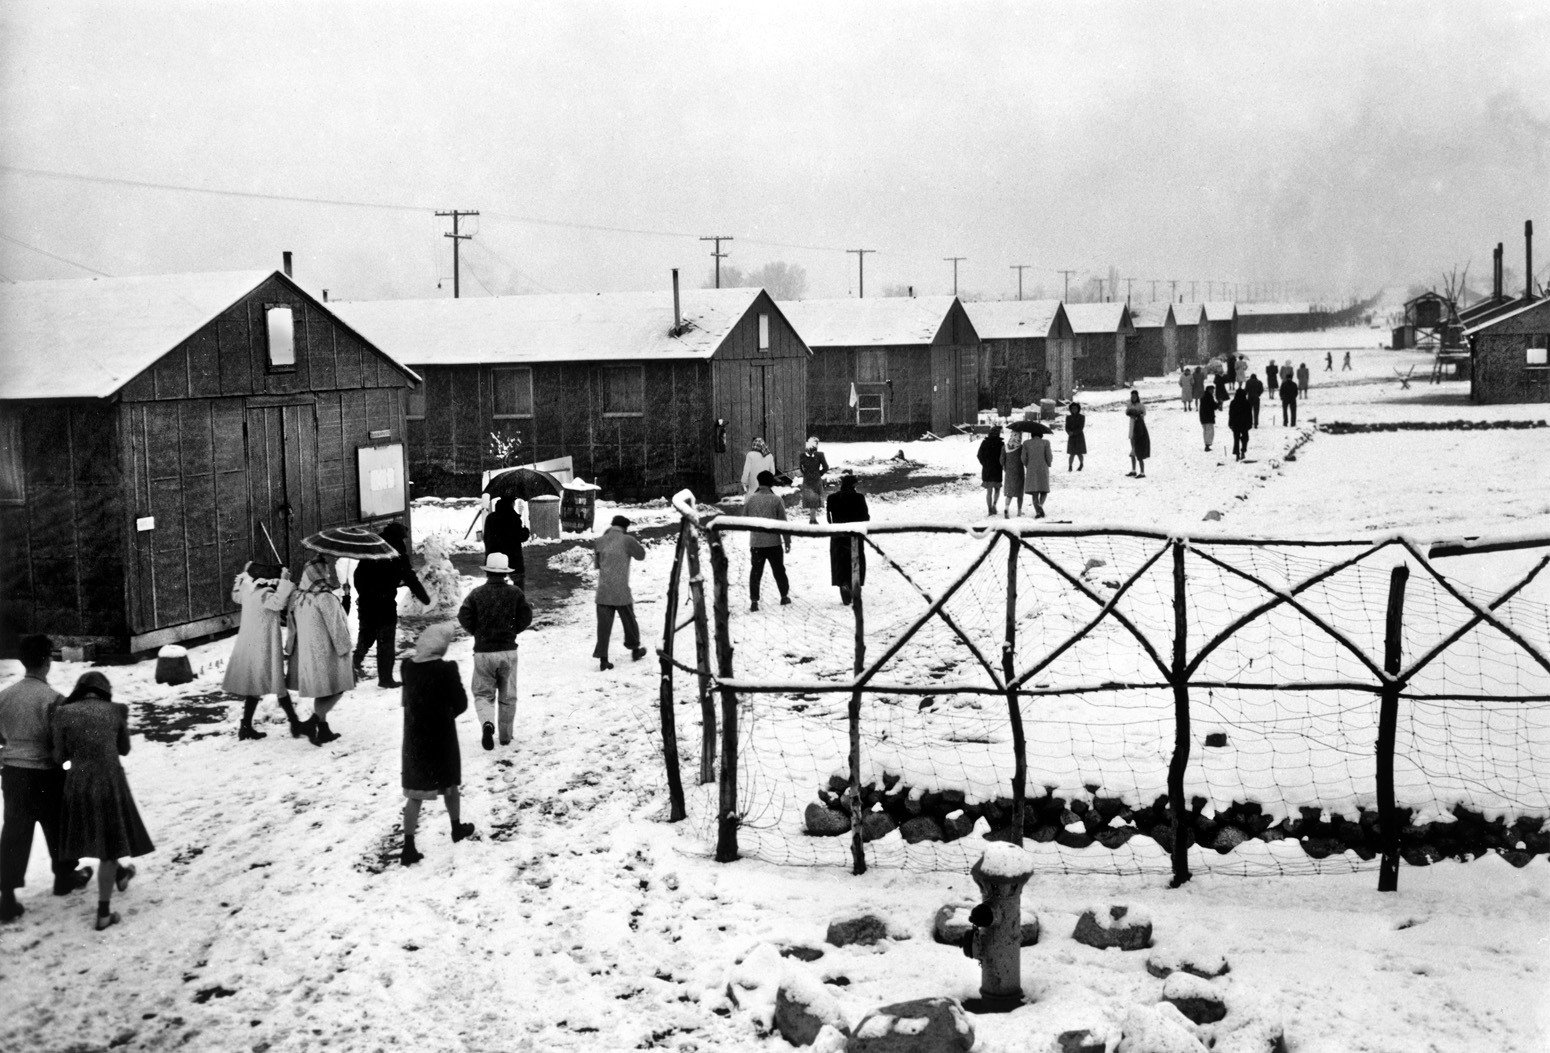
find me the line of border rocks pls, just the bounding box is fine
[804,772,1549,867]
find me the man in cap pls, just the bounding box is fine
[745,470,792,611]
[592,515,648,670]
[456,552,534,751]
[0,634,92,923]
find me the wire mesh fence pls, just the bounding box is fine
[650,497,1550,886]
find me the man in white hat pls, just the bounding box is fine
[456,552,534,751]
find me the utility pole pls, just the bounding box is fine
[1206,280,1214,299]
[1010,265,1029,300]
[944,257,966,296]
[1058,269,1076,301]
[1169,279,1179,302]
[847,249,875,298]
[1149,279,1160,302]
[1124,277,1135,304]
[1189,280,1198,300]
[700,235,734,288]
[436,209,479,298]
[1094,277,1106,302]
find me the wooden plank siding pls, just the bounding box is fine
[406,291,805,500]
[1128,319,1176,381]
[0,273,414,651]
[1470,300,1550,403]
[1072,332,1130,389]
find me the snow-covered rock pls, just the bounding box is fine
[1145,947,1230,980]
[850,996,974,1053]
[775,969,850,1047]
[1160,971,1227,1024]
[1116,1004,1207,1053]
[826,914,891,948]
[1073,904,1153,951]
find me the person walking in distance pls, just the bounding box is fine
[741,437,776,497]
[592,515,647,670]
[1342,350,1353,371]
[1190,366,1206,409]
[1212,367,1229,409]
[1199,383,1217,451]
[976,427,1004,515]
[481,497,530,592]
[1279,371,1300,427]
[1065,402,1087,472]
[1228,386,1253,461]
[1297,361,1311,401]
[51,672,154,931]
[1265,359,1279,396]
[1178,367,1193,411]
[1000,430,1026,517]
[1,635,92,924]
[745,471,792,610]
[1324,351,1334,372]
[1021,424,1054,519]
[352,523,430,689]
[398,623,475,867]
[1235,355,1248,389]
[1244,371,1264,429]
[796,437,829,525]
[826,470,869,606]
[287,552,355,746]
[457,553,534,752]
[224,562,304,739]
[1126,390,1151,477]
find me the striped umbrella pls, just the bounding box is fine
[301,525,399,561]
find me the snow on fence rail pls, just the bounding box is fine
[651,491,1550,889]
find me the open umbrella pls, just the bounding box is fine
[301,525,399,561]
[1008,420,1049,435]
[483,466,563,503]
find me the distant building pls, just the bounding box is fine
[0,269,418,652]
[1171,302,1206,365]
[1237,302,1317,333]
[1466,296,1550,404]
[781,296,979,439]
[335,285,807,499]
[1171,302,1237,362]
[1126,302,1177,380]
[1064,302,1136,389]
[961,299,1075,408]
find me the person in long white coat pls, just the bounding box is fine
[740,437,777,496]
[222,564,303,740]
[286,554,354,746]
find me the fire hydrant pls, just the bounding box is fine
[962,843,1036,1012]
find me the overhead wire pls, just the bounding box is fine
[0,231,112,276]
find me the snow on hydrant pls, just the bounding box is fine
[963,842,1036,1012]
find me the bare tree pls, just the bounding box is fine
[703,261,807,300]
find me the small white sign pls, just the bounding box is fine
[136,516,155,531]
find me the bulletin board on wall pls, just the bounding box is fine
[357,443,407,520]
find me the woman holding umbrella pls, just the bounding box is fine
[1125,390,1151,478]
[1020,422,1054,519]
[289,529,378,745]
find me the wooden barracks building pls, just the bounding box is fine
[0,266,419,653]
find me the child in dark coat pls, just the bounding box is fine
[400,623,475,866]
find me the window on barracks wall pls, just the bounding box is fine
[856,391,884,426]
[603,365,644,417]
[0,410,22,503]
[406,382,425,419]
[492,367,533,418]
[265,304,295,370]
[1528,335,1549,367]
[856,348,886,384]
[758,313,770,353]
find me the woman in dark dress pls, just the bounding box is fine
[976,430,1004,515]
[399,623,475,866]
[51,672,153,931]
[825,471,870,606]
[1064,403,1087,472]
[1125,390,1151,478]
[482,497,530,591]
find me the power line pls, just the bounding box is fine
[1010,264,1029,300]
[1057,269,1076,300]
[700,235,734,288]
[0,231,111,276]
[847,249,875,298]
[436,209,479,298]
[943,256,965,296]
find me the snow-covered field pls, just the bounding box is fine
[3,332,1549,1052]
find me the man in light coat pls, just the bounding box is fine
[593,515,647,671]
[741,437,776,496]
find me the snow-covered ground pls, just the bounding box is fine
[2,332,1548,1052]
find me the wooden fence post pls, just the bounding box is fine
[1377,563,1410,891]
[848,533,868,875]
[657,522,689,821]
[706,525,740,863]
[684,528,716,784]
[1004,534,1026,843]
[1168,539,1192,887]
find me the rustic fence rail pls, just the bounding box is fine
[655,491,1550,889]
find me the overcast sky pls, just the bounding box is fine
[2,0,1546,304]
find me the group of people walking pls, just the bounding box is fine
[976,419,1058,518]
[1,635,153,930]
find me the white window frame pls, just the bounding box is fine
[855,391,885,426]
[264,303,296,372]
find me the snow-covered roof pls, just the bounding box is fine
[1238,302,1312,316]
[1169,302,1206,327]
[1128,302,1174,328]
[778,295,961,347]
[1201,301,1237,322]
[961,299,1064,340]
[0,270,276,400]
[1463,296,1550,337]
[332,288,771,366]
[1063,302,1135,335]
